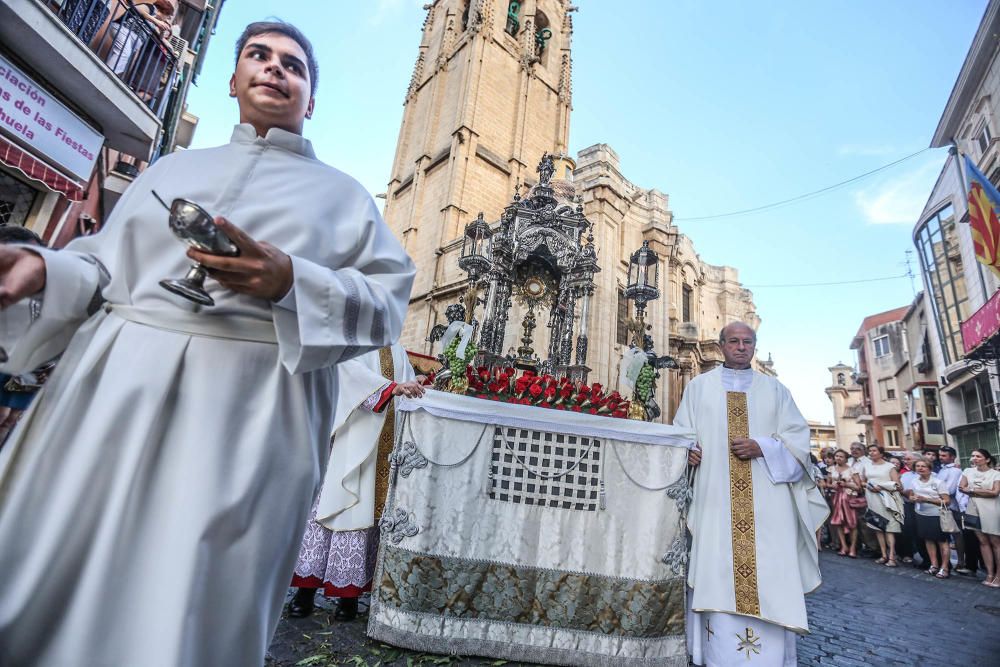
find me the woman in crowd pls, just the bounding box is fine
[854,444,904,567]
[828,449,860,557]
[907,459,952,578]
[960,449,1000,588]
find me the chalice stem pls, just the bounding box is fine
[185,263,208,284]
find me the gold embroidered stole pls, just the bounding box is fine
[373,347,396,521]
[726,391,760,616]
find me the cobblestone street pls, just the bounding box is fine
[266,551,1000,666]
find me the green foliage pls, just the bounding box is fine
[635,363,656,402]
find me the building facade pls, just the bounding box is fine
[0,0,224,248]
[916,0,1000,462]
[850,307,909,449]
[825,362,865,449]
[892,292,948,450]
[383,0,767,421]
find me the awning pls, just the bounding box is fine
[961,288,1000,358]
[0,135,86,202]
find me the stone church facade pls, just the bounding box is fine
[382,0,768,421]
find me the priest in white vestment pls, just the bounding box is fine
[0,23,414,667]
[675,322,828,667]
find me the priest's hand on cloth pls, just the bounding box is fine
[730,437,763,460]
[688,444,702,467]
[0,247,46,309]
[392,380,425,399]
[186,217,294,302]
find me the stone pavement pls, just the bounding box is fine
[267,551,1000,666]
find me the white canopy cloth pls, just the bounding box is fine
[0,125,415,667]
[368,391,695,666]
[315,343,415,531]
[674,367,828,667]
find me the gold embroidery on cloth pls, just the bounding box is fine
[373,347,396,521]
[726,391,760,616]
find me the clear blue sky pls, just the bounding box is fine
[187,0,988,422]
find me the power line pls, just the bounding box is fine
[674,147,936,222]
[745,274,909,289]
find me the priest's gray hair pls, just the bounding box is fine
[718,321,757,345]
[235,20,319,96]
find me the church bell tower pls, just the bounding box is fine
[383,0,575,352]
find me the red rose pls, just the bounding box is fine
[612,409,627,418]
[559,386,573,400]
[476,393,488,399]
[591,383,603,395]
[570,405,582,412]
[555,404,566,410]
[541,374,555,386]
[588,407,598,414]
[522,370,536,379]
[520,397,533,405]
[543,386,557,402]
[528,383,543,398]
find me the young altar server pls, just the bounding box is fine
[0,21,414,667]
[289,343,424,621]
[677,322,828,667]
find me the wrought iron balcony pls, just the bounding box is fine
[54,0,179,117]
[0,0,179,158]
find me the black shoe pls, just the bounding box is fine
[334,597,358,622]
[288,588,316,618]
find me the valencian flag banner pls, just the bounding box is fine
[965,153,1000,278]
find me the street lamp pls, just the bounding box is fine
[623,240,660,347]
[458,212,494,323]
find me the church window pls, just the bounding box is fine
[837,372,846,386]
[505,1,520,38]
[461,1,470,30]
[616,289,628,345]
[682,284,693,323]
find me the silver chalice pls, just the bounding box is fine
[153,192,239,306]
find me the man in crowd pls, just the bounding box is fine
[680,322,828,667]
[849,440,878,556]
[0,21,414,667]
[939,446,980,575]
[923,447,941,473]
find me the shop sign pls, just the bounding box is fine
[0,54,104,182]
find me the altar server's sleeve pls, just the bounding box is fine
[0,159,162,373]
[272,196,415,375]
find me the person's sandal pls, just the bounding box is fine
[926,566,939,575]
[987,576,1000,588]
[936,569,950,579]
[885,559,898,568]
[875,557,887,564]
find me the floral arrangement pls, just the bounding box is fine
[462,366,631,418]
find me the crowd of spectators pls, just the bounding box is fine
[815,442,1000,587]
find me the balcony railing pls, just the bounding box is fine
[53,0,179,117]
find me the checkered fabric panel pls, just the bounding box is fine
[489,426,602,511]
